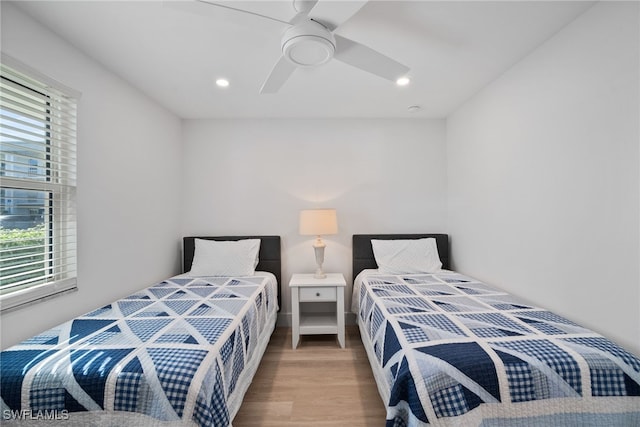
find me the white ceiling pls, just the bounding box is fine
[13,1,595,119]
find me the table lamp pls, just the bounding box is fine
[299,208,338,278]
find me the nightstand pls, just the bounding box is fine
[290,273,346,349]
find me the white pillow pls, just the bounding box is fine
[371,238,442,274]
[189,238,260,276]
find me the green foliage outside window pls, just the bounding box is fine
[0,224,47,291]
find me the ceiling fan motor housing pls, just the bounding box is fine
[282,20,336,67]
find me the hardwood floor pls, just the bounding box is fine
[233,326,387,426]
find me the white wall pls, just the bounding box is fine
[0,3,183,348]
[181,119,447,320]
[447,1,640,354]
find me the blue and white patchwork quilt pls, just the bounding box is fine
[0,272,278,426]
[354,270,640,426]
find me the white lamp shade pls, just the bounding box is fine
[299,209,338,236]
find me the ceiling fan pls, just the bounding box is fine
[170,0,410,93]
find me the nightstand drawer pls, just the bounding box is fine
[299,286,337,302]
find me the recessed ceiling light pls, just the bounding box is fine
[407,105,421,113]
[216,78,229,88]
[396,77,410,86]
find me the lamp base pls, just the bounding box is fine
[313,238,326,279]
[314,270,327,279]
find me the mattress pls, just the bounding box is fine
[0,272,278,426]
[353,269,640,426]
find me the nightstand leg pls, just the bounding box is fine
[292,287,300,349]
[337,288,345,348]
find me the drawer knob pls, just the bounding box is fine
[316,292,320,297]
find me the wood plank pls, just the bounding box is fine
[233,326,387,426]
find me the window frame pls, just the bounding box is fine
[0,54,80,311]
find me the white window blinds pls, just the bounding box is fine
[0,58,78,311]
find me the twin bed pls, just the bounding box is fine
[352,234,640,426]
[1,236,280,426]
[1,233,639,426]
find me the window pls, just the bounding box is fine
[0,57,78,311]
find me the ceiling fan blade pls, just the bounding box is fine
[163,1,290,26]
[333,35,409,82]
[306,0,367,31]
[260,56,297,94]
[197,0,291,25]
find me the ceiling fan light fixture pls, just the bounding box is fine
[282,20,336,67]
[283,35,335,67]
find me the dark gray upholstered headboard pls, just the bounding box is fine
[183,236,282,309]
[352,234,450,278]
